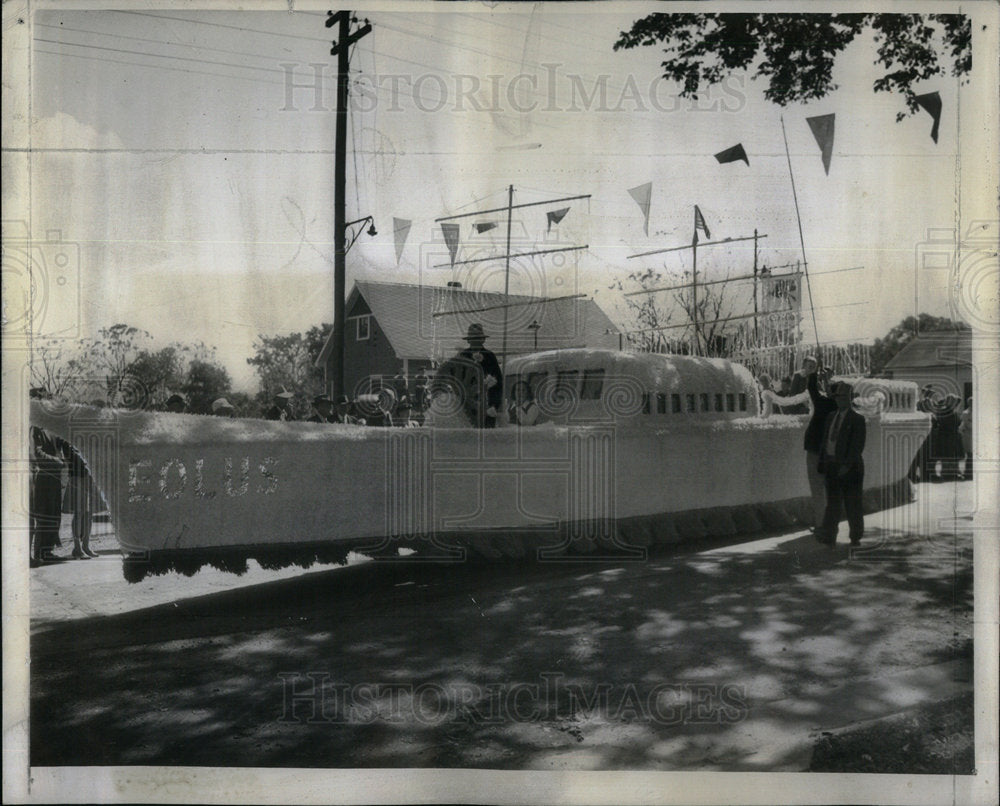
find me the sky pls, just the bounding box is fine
[18,3,985,390]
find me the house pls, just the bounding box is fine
[882,330,973,404]
[316,280,621,398]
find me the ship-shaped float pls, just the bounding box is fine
[30,348,929,582]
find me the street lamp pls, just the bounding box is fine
[528,320,541,351]
[345,215,377,252]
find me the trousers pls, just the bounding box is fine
[820,464,864,542]
[805,450,825,528]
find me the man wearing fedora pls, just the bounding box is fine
[265,388,296,421]
[434,323,503,428]
[307,394,335,423]
[816,381,866,546]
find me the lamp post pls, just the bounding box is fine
[528,320,541,351]
[345,216,377,253]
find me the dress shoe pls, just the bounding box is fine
[83,547,99,558]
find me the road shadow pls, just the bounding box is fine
[31,516,974,771]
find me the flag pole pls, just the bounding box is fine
[691,207,699,356]
[780,114,820,349]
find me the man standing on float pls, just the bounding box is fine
[434,323,503,428]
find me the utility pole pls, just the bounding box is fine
[327,10,371,399]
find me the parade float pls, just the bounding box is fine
[29,349,929,581]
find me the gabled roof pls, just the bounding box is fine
[318,280,620,365]
[883,330,972,371]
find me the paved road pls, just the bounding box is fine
[29,482,975,771]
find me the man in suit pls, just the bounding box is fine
[433,323,503,428]
[816,382,866,546]
[803,364,837,531]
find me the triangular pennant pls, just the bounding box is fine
[627,182,652,236]
[806,113,836,175]
[914,91,942,143]
[440,223,460,266]
[473,221,498,234]
[694,205,711,241]
[546,207,570,232]
[714,143,749,166]
[393,217,411,265]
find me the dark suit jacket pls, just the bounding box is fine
[804,373,838,452]
[818,408,866,474]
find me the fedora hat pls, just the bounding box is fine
[464,323,487,342]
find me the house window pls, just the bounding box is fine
[726,393,735,412]
[355,315,371,341]
[739,393,748,412]
[686,394,696,413]
[642,393,651,415]
[580,368,605,400]
[656,393,667,414]
[714,393,724,412]
[671,393,681,413]
[700,393,709,412]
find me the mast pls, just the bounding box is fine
[691,209,699,355]
[753,228,759,344]
[501,185,514,375]
[780,114,820,350]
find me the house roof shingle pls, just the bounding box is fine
[318,280,620,365]
[882,330,972,371]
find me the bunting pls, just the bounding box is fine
[806,113,836,175]
[440,223,460,267]
[473,221,498,234]
[914,91,942,143]
[714,143,749,166]
[393,218,411,265]
[694,205,711,241]
[627,182,652,236]
[546,207,570,232]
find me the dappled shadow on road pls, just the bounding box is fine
[31,512,973,771]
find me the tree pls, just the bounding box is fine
[869,314,969,375]
[613,13,971,118]
[181,360,233,415]
[246,324,331,410]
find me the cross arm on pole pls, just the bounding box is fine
[435,193,591,223]
[627,233,766,260]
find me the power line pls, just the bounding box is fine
[34,37,292,77]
